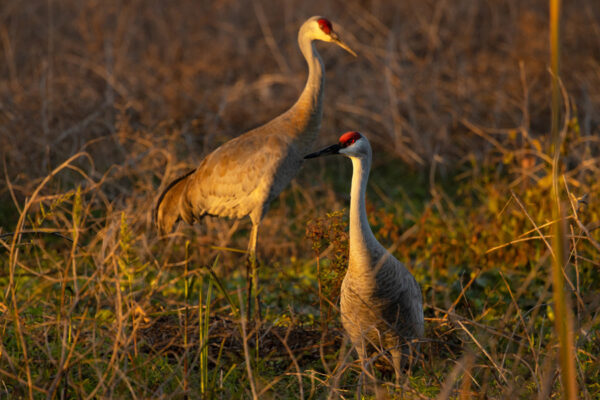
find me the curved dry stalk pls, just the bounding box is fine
[5,151,91,400]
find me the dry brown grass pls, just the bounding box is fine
[1,0,599,398]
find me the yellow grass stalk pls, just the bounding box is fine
[549,0,578,398]
[183,240,190,396]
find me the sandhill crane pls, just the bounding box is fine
[305,131,424,383]
[155,16,356,317]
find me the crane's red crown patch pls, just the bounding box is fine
[339,131,362,147]
[317,18,332,34]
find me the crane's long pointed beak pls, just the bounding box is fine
[331,32,357,57]
[304,143,341,159]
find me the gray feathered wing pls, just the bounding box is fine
[376,257,425,339]
[155,130,299,235]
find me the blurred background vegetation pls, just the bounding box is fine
[1,0,599,398]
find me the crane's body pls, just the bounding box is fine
[155,17,355,318]
[305,131,424,381]
[157,105,316,237]
[156,17,355,239]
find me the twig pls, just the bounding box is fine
[237,289,258,400]
[510,190,556,260]
[0,230,83,248]
[270,328,304,400]
[456,321,508,384]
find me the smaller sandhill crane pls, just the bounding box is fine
[155,17,356,318]
[305,132,424,383]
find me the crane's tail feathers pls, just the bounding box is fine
[154,169,195,235]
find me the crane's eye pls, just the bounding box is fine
[317,18,332,35]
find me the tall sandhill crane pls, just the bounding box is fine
[305,132,424,383]
[155,16,356,317]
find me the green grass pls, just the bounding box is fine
[2,150,598,398]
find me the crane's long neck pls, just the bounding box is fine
[284,32,324,151]
[348,154,380,268]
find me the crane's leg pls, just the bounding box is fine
[246,223,261,321]
[390,348,402,386]
[356,343,370,397]
[356,340,386,398]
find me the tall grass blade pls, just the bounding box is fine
[549,0,578,398]
[206,258,240,318]
[183,240,190,398]
[199,269,213,396]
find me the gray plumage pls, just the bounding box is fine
[155,16,356,261]
[305,132,424,380]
